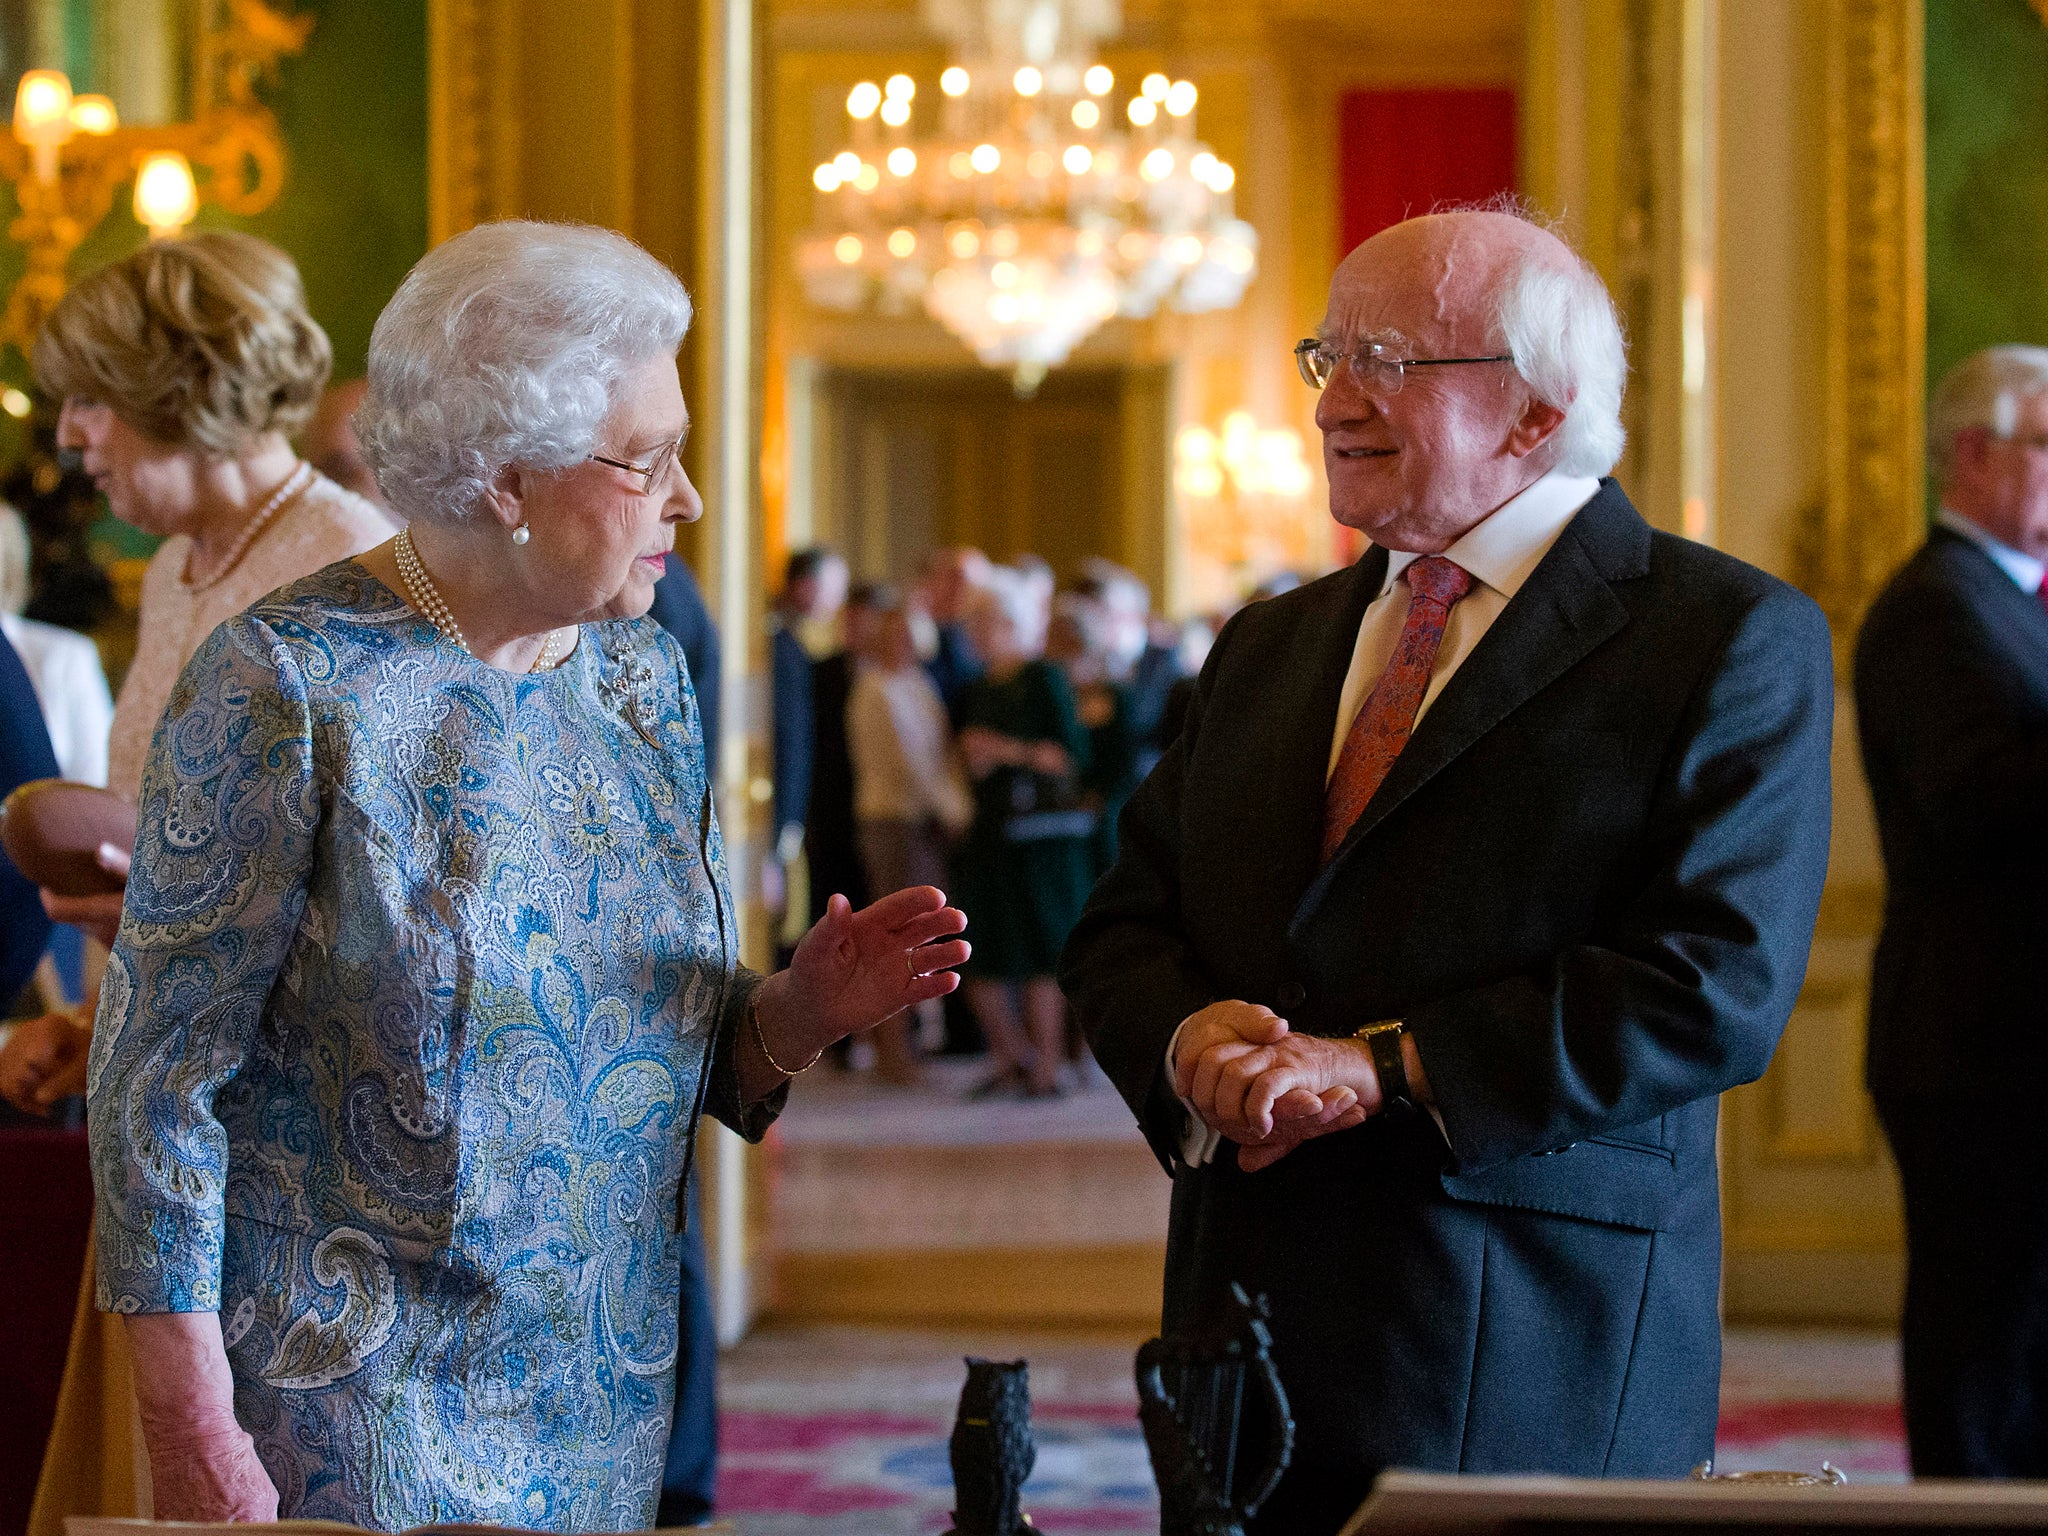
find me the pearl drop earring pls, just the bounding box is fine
[511,523,531,546]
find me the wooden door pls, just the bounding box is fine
[817,368,1148,586]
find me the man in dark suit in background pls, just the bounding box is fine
[1,625,57,1009]
[1856,345,2048,1478]
[918,545,987,723]
[1061,208,1834,1532]
[767,547,846,940]
[649,550,721,749]
[806,582,889,922]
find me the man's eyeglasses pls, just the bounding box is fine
[590,427,689,494]
[1295,336,1515,395]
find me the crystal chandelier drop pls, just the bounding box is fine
[796,0,1257,392]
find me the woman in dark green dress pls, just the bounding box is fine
[953,568,1094,1096]
[1048,594,1140,880]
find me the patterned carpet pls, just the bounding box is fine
[712,1325,1906,1534]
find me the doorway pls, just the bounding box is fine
[773,362,1173,1327]
[811,365,1169,595]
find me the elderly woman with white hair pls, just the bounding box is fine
[86,221,968,1531]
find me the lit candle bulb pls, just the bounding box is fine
[134,151,199,239]
[14,69,75,183]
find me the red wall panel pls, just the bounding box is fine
[1337,89,1519,260]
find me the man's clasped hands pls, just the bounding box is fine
[1173,1000,1428,1171]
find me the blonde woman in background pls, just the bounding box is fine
[0,230,391,1536]
[952,567,1094,1098]
[848,589,974,1083]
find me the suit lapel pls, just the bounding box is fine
[1298,490,1639,913]
[1267,548,1387,879]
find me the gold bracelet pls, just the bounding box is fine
[750,987,825,1078]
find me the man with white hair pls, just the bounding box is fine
[1856,345,2048,1478]
[1062,209,1834,1528]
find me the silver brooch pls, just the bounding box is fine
[598,633,664,747]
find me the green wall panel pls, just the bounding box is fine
[0,0,426,386]
[1926,0,2048,407]
[215,0,428,382]
[0,0,424,554]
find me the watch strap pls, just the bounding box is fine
[1356,1020,1411,1111]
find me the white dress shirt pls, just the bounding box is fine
[1175,470,1604,1165]
[1,611,112,787]
[1936,507,2046,595]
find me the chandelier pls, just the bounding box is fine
[796,0,1257,392]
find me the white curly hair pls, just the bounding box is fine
[357,220,693,525]
[1463,200,1629,479]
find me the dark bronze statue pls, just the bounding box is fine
[945,1356,1036,1535]
[1137,1283,1294,1536]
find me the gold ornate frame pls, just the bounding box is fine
[426,0,522,244]
[1800,0,1925,668]
[1721,0,1925,1324]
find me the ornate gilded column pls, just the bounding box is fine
[1719,0,1922,1325]
[427,0,522,243]
[1798,0,1925,667]
[427,0,771,1340]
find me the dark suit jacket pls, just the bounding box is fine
[806,650,868,917]
[1,627,58,1006]
[926,621,983,726]
[1061,481,1833,1531]
[1855,525,2048,1102]
[770,620,813,846]
[648,553,721,750]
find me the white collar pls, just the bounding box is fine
[1936,507,2046,595]
[1378,471,1604,599]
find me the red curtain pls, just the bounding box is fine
[1337,89,1519,260]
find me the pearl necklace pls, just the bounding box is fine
[394,526,569,673]
[181,461,315,593]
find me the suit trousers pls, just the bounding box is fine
[658,1178,719,1523]
[1875,1096,2048,1477]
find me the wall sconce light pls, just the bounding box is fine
[0,2,313,355]
[134,151,200,239]
[13,70,74,183]
[1176,410,1322,595]
[1175,411,1314,502]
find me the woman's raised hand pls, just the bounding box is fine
[757,887,969,1070]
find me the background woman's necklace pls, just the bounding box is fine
[181,460,315,593]
[394,526,568,673]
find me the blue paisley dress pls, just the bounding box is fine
[86,561,782,1532]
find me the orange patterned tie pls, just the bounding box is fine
[1320,555,1475,863]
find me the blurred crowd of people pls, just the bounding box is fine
[767,542,1213,1095]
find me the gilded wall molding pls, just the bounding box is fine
[428,0,522,244]
[1798,0,1924,669]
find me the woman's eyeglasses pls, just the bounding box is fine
[590,427,689,494]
